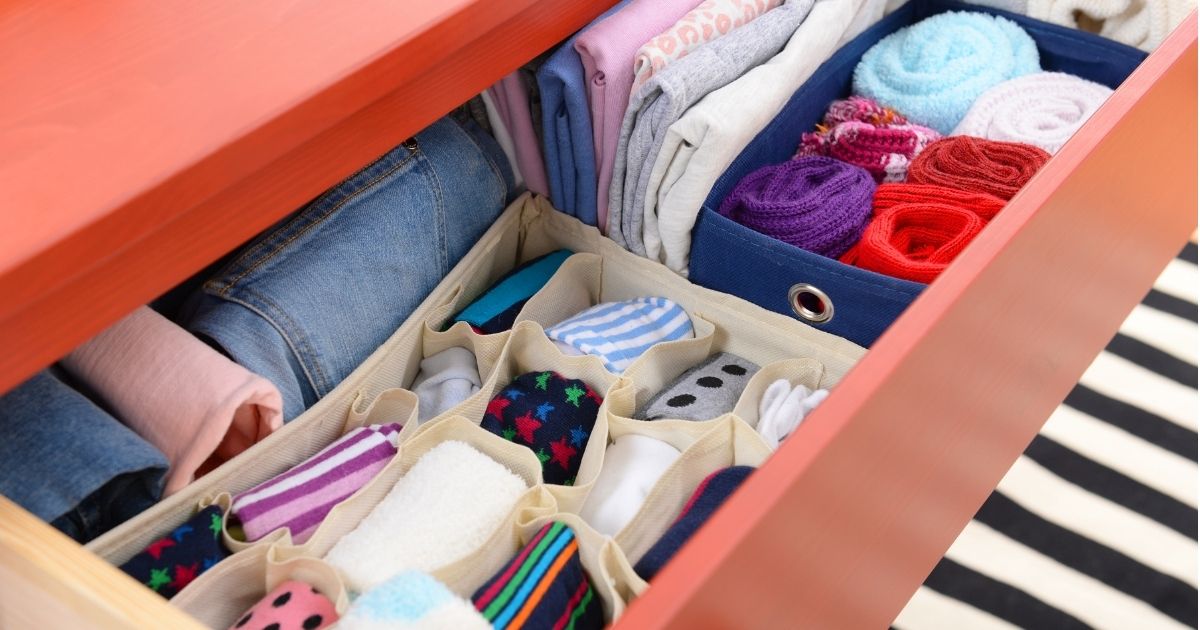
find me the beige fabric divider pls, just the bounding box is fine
[88,193,867,621]
[731,358,827,432]
[172,544,349,630]
[613,416,773,578]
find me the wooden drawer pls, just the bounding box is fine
[0,1,1194,628]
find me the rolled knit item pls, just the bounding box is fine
[631,0,785,93]
[62,306,283,495]
[229,580,338,630]
[454,250,573,334]
[120,505,229,598]
[633,466,754,581]
[1024,0,1193,51]
[480,371,604,485]
[411,347,482,422]
[800,121,942,183]
[340,571,490,630]
[325,441,527,592]
[821,95,909,127]
[471,522,605,630]
[952,72,1114,155]
[579,434,682,536]
[840,183,1003,282]
[907,136,1051,200]
[635,352,761,421]
[231,423,402,544]
[716,156,875,258]
[756,380,828,449]
[851,11,1041,135]
[545,297,694,373]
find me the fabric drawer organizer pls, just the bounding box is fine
[688,0,1149,347]
[85,194,866,628]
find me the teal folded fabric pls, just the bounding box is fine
[852,11,1040,134]
[453,249,572,334]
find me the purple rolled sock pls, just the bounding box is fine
[717,156,875,258]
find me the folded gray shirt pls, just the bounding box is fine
[607,0,817,255]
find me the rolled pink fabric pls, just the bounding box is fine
[232,423,401,544]
[574,0,703,231]
[62,306,283,495]
[488,72,550,197]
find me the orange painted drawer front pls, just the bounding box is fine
[0,2,1195,629]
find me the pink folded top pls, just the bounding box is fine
[63,306,283,495]
[488,72,550,197]
[574,0,704,231]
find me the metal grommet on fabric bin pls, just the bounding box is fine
[789,283,834,324]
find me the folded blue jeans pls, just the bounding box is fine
[0,370,167,543]
[184,117,514,420]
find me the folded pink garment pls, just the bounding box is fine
[232,423,402,544]
[62,306,283,495]
[488,72,550,197]
[574,0,703,231]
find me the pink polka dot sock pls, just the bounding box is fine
[229,580,338,630]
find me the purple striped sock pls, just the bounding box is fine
[232,423,401,543]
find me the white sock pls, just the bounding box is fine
[410,347,482,423]
[580,434,681,536]
[756,380,829,449]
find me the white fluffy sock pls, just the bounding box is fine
[325,441,527,592]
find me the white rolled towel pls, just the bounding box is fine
[756,380,829,450]
[325,440,527,592]
[953,72,1114,155]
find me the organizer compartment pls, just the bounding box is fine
[688,0,1150,347]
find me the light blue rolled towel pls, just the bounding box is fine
[852,11,1040,135]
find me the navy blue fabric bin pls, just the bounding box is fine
[688,0,1147,347]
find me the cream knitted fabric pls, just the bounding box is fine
[1024,0,1193,50]
[953,72,1114,154]
[325,441,527,593]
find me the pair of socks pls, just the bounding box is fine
[635,352,760,421]
[453,250,573,334]
[756,380,828,449]
[634,466,755,581]
[324,441,527,593]
[231,424,401,544]
[411,347,482,423]
[480,371,603,485]
[471,521,605,630]
[229,580,338,630]
[120,505,229,598]
[579,434,681,536]
[545,297,694,372]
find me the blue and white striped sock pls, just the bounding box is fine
[545,297,694,372]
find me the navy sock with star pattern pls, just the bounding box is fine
[480,371,602,485]
[119,504,230,598]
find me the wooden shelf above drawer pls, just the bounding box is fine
[0,0,612,394]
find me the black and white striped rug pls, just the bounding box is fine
[897,243,1198,630]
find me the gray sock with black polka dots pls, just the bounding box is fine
[634,352,760,421]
